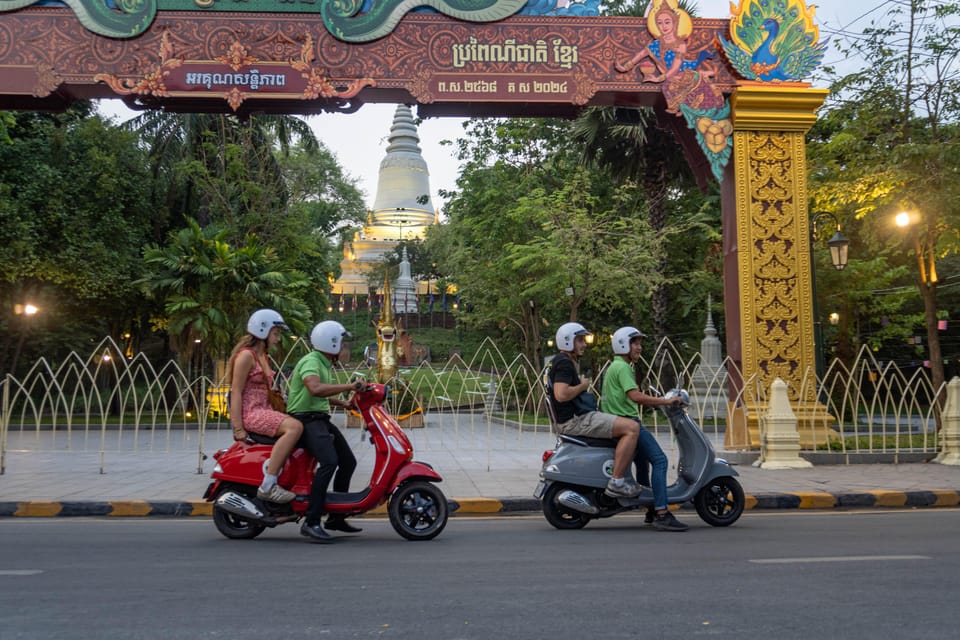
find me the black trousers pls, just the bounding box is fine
[292,413,357,525]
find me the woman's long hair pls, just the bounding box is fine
[225,334,264,384]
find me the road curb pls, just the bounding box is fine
[1,490,958,517]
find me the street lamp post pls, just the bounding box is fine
[810,212,851,380]
[896,210,945,409]
[9,303,39,376]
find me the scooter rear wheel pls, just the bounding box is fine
[388,480,448,541]
[693,476,745,527]
[212,487,267,539]
[541,483,591,530]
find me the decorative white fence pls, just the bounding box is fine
[0,337,945,473]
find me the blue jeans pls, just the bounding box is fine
[632,420,668,511]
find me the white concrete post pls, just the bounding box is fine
[760,378,813,469]
[934,376,960,466]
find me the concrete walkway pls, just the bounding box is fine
[2,423,960,516]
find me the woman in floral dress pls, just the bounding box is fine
[227,309,304,503]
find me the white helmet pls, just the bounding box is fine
[612,326,646,355]
[246,309,289,340]
[556,322,591,352]
[311,320,351,355]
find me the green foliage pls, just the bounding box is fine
[816,433,932,452]
[139,219,312,360]
[571,100,721,343]
[122,111,364,363]
[0,111,13,144]
[426,118,565,364]
[431,110,723,372]
[809,0,960,383]
[505,169,659,320]
[0,105,157,373]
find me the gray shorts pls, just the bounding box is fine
[557,411,618,438]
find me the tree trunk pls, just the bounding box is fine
[920,279,944,430]
[643,161,669,338]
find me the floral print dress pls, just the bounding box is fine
[239,348,286,437]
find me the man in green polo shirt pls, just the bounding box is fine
[287,320,364,543]
[601,326,688,532]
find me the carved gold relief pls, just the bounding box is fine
[733,129,817,403]
[288,35,376,101]
[33,65,62,97]
[94,31,375,111]
[94,31,180,97]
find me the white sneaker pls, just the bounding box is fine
[604,478,642,498]
[257,484,296,503]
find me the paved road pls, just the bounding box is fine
[1,511,958,639]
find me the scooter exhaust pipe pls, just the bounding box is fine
[215,491,265,520]
[557,489,599,515]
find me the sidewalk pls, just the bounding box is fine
[1,434,959,516]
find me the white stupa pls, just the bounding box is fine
[392,246,419,313]
[332,104,437,298]
[688,296,729,420]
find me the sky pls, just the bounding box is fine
[98,0,895,212]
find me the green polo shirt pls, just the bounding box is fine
[286,351,334,414]
[600,357,640,418]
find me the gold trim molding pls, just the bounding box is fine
[731,83,829,131]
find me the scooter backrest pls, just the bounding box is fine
[542,367,560,428]
[544,392,559,428]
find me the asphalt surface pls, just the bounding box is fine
[2,513,959,639]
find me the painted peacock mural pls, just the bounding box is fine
[720,0,827,82]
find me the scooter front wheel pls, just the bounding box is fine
[693,476,745,527]
[541,483,591,530]
[388,481,448,541]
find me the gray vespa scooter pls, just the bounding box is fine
[534,389,744,528]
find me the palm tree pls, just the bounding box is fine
[138,218,311,362]
[123,112,318,236]
[572,0,704,340]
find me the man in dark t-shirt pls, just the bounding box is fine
[548,322,642,499]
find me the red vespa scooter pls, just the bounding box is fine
[203,383,448,541]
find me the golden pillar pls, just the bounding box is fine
[723,83,832,448]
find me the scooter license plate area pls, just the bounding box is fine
[533,481,545,499]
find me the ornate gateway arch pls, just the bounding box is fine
[0,0,831,442]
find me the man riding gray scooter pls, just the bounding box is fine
[601,326,688,531]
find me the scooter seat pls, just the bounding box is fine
[247,433,279,445]
[559,434,618,448]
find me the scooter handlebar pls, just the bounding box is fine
[662,389,690,407]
